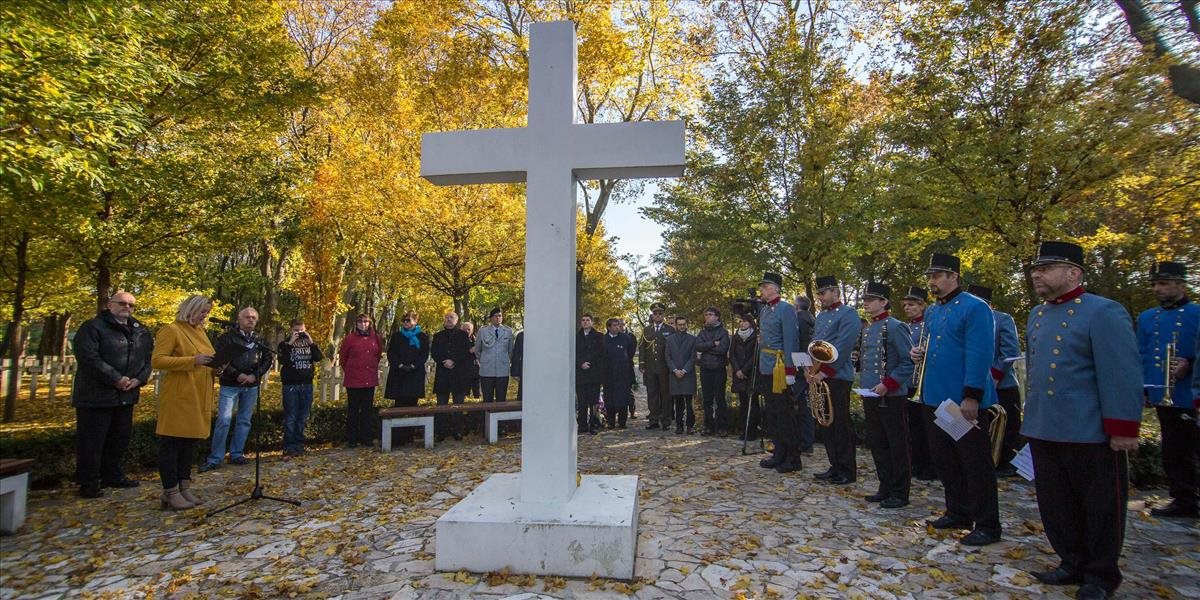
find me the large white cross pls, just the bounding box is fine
[421,21,684,508]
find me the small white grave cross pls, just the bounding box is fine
[421,21,684,508]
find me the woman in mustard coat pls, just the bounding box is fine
[152,295,216,510]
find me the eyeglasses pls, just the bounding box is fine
[111,301,136,308]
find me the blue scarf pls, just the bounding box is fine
[400,325,422,348]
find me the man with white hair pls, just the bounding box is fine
[200,306,272,472]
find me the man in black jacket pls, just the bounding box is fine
[794,296,816,454]
[431,312,472,440]
[71,291,154,498]
[696,307,731,435]
[576,314,606,434]
[278,319,323,456]
[201,307,273,472]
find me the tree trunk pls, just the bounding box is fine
[1116,0,1200,105]
[95,249,113,314]
[2,232,29,422]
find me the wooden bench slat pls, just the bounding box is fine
[0,458,35,478]
[379,401,521,418]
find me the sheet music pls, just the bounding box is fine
[1011,444,1035,481]
[934,399,974,441]
[853,388,881,398]
[1003,355,1025,364]
[793,352,813,367]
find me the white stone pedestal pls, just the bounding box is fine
[435,473,639,579]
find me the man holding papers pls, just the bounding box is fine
[857,283,915,508]
[1022,241,1142,600]
[909,253,1000,546]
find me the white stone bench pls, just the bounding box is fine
[379,401,522,451]
[1,458,34,534]
[486,410,523,444]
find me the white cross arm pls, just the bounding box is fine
[571,121,686,181]
[421,128,529,185]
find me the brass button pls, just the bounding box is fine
[1050,363,1057,369]
[1037,311,1044,317]
[1036,323,1041,328]
[1074,298,1082,304]
[1049,377,1055,382]
[1061,322,1068,328]
[1056,336,1062,341]
[1067,309,1075,315]
[1053,349,1060,355]
[1047,390,1055,396]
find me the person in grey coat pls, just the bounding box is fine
[695,307,731,435]
[475,307,515,403]
[665,316,698,434]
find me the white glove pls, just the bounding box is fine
[785,375,796,386]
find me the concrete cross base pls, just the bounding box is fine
[435,473,639,579]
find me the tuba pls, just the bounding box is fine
[807,340,838,427]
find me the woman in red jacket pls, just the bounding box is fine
[339,313,384,447]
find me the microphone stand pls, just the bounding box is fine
[208,339,301,517]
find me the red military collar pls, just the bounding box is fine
[766,296,781,306]
[1046,286,1086,305]
[872,311,890,322]
[911,315,924,324]
[824,301,843,311]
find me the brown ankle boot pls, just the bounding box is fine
[178,479,203,505]
[160,485,195,511]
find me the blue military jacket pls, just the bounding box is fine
[918,288,997,409]
[757,298,800,376]
[1137,298,1199,408]
[991,310,1021,390]
[1193,330,1200,406]
[812,302,860,381]
[857,312,914,396]
[1021,287,1142,443]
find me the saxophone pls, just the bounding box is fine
[808,340,838,427]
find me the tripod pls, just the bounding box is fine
[208,341,300,517]
[740,333,767,456]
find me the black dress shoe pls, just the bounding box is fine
[78,485,103,499]
[101,477,140,489]
[1076,583,1111,600]
[813,468,835,480]
[959,529,1001,546]
[675,426,684,435]
[759,453,784,469]
[1031,567,1081,586]
[827,475,854,485]
[865,492,888,503]
[647,422,660,430]
[926,515,972,530]
[775,459,802,473]
[1150,501,1199,519]
[880,497,909,509]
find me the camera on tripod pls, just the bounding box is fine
[730,288,764,319]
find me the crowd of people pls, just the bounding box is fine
[66,239,1196,599]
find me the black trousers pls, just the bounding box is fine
[863,396,911,500]
[435,390,466,436]
[737,390,761,439]
[997,387,1024,468]
[605,406,628,428]
[699,367,728,432]
[907,395,935,478]
[75,405,134,486]
[759,375,800,445]
[481,376,509,403]
[819,379,856,480]
[345,387,376,446]
[576,384,601,431]
[673,395,695,428]
[1030,439,1128,593]
[924,404,1001,535]
[157,435,196,489]
[515,377,523,402]
[644,370,670,425]
[1157,405,1200,509]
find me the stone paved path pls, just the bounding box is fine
[2,393,1197,599]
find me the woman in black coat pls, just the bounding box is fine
[384,311,430,407]
[729,315,760,441]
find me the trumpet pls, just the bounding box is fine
[808,340,838,427]
[910,329,930,404]
[1163,331,1179,405]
